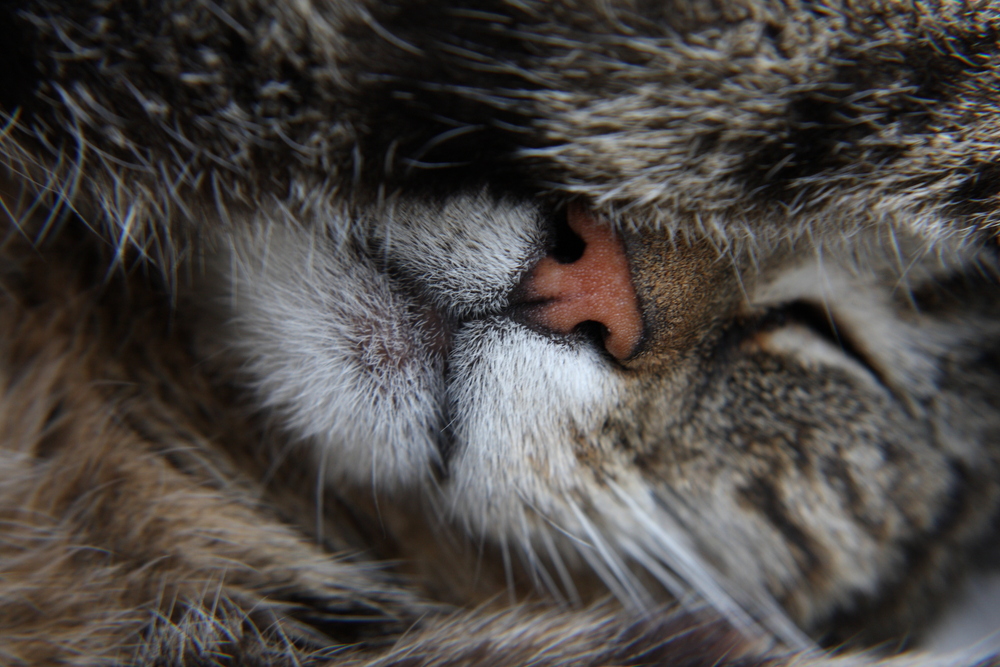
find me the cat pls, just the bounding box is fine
[1,0,1000,665]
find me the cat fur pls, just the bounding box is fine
[3,1,1000,665]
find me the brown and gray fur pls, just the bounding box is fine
[2,0,1000,665]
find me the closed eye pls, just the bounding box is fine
[745,300,887,386]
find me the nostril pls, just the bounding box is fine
[573,320,611,350]
[519,204,643,361]
[549,207,586,264]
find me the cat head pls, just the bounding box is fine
[221,187,1000,647]
[5,0,1000,649]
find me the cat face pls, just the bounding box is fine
[10,0,1000,650]
[216,190,1000,643]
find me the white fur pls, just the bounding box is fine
[224,216,445,487]
[372,192,547,319]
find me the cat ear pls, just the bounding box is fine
[520,204,642,360]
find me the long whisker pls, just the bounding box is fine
[608,480,814,651]
[498,531,516,606]
[538,524,581,606]
[609,481,755,629]
[616,535,686,600]
[517,510,567,605]
[564,494,652,612]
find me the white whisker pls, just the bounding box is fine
[539,524,581,606]
[517,511,567,604]
[616,535,686,600]
[608,480,814,651]
[498,531,516,606]
[565,494,652,612]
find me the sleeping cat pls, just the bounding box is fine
[1,0,1000,664]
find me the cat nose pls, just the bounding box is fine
[522,204,643,360]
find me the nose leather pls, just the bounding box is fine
[523,204,643,360]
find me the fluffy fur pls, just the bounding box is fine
[3,1,1000,665]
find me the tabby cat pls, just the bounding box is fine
[2,0,1000,665]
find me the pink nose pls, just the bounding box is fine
[523,204,643,360]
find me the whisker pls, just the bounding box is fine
[498,531,516,606]
[315,440,330,545]
[616,535,686,600]
[609,480,814,651]
[539,524,581,606]
[610,482,753,628]
[565,494,652,612]
[517,511,567,604]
